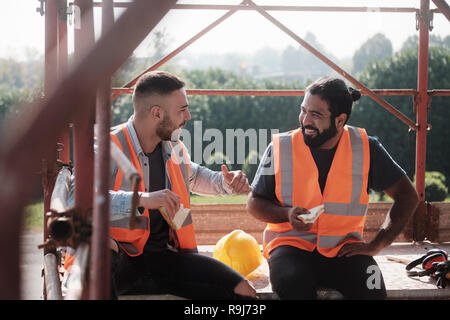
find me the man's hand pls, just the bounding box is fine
[287,206,314,231]
[221,165,252,194]
[337,241,381,258]
[138,189,180,219]
[337,175,419,258]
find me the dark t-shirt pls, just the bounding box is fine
[141,142,170,252]
[251,136,406,201]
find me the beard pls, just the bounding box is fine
[301,119,338,148]
[156,115,185,141]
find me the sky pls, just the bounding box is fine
[0,0,449,61]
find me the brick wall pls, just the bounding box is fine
[190,202,450,245]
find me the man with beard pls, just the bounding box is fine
[247,76,419,300]
[68,71,255,299]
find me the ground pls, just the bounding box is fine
[20,229,450,300]
[21,229,44,300]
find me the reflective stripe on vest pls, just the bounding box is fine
[264,125,370,258]
[318,232,363,249]
[110,124,197,256]
[164,141,197,252]
[263,229,317,245]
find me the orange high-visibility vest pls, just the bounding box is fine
[63,247,76,271]
[263,125,370,259]
[109,124,197,256]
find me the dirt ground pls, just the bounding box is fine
[20,229,44,300]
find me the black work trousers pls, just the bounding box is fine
[110,248,247,300]
[268,245,387,300]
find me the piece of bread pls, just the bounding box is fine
[158,204,190,230]
[297,204,325,224]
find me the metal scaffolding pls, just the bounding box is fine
[0,0,448,299]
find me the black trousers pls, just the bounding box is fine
[268,245,387,300]
[110,248,247,300]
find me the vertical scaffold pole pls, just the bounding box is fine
[57,0,71,165]
[90,0,114,300]
[73,0,95,219]
[73,0,95,298]
[412,0,430,241]
[43,0,59,255]
[416,0,430,202]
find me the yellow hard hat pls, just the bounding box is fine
[213,229,263,277]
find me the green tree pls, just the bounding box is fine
[414,171,448,202]
[350,46,450,186]
[352,33,393,74]
[281,45,300,74]
[0,58,26,89]
[400,34,449,52]
[111,28,172,124]
[252,46,282,76]
[181,68,302,169]
[204,152,231,172]
[0,87,40,134]
[0,53,44,132]
[280,32,338,82]
[444,35,450,48]
[242,150,261,184]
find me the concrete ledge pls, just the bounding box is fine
[255,288,450,300]
[119,242,450,300]
[190,202,450,245]
[119,289,450,300]
[387,289,450,300]
[99,203,450,300]
[119,288,450,301]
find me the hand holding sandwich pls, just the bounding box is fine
[287,204,324,232]
[138,189,180,220]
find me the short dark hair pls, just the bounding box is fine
[305,76,361,123]
[133,71,185,99]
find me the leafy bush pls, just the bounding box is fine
[204,152,231,172]
[424,171,448,202]
[414,171,448,202]
[242,150,261,184]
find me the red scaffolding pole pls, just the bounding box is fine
[73,0,95,226]
[112,88,450,97]
[416,0,431,203]
[90,0,114,300]
[432,0,450,21]
[43,0,59,260]
[57,0,71,166]
[413,0,432,241]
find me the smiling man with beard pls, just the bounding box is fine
[247,76,419,300]
[107,71,256,299]
[67,71,256,300]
